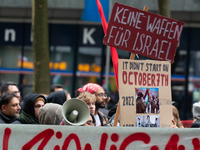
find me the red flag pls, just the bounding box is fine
[95,0,119,90]
[135,88,140,94]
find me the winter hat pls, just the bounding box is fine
[193,102,200,120]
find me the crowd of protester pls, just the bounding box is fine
[0,81,197,128]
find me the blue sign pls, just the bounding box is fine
[81,0,109,22]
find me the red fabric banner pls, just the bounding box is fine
[95,0,119,90]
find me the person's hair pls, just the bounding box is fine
[74,90,81,97]
[77,92,96,103]
[0,92,18,109]
[50,84,63,93]
[172,105,184,128]
[90,113,96,125]
[64,90,71,100]
[0,82,17,96]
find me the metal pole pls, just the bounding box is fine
[104,0,113,89]
[183,27,191,120]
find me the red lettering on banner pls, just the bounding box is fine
[3,127,200,149]
[128,72,133,85]
[151,74,156,86]
[119,132,151,150]
[62,133,81,150]
[22,129,54,150]
[110,133,119,150]
[121,71,168,86]
[143,73,147,85]
[134,72,138,85]
[99,133,108,150]
[3,128,11,150]
[84,143,92,150]
[147,73,151,86]
[164,134,185,150]
[156,74,160,85]
[192,138,200,150]
[122,71,127,84]
[150,145,159,150]
[165,74,168,86]
[161,74,164,86]
[138,73,142,85]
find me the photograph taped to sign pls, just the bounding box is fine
[136,115,160,127]
[103,2,184,63]
[136,87,159,114]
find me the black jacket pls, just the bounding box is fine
[0,111,21,124]
[191,120,200,128]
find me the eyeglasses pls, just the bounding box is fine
[96,93,107,99]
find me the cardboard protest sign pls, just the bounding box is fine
[1,124,200,149]
[103,2,184,63]
[118,59,172,128]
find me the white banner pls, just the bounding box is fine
[0,124,199,150]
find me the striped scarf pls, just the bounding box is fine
[17,110,39,124]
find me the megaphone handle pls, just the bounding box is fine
[67,110,78,123]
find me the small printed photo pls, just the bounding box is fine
[135,87,159,114]
[136,115,160,127]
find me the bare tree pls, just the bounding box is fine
[157,0,171,18]
[32,0,50,94]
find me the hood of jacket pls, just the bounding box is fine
[38,103,63,125]
[47,91,66,105]
[22,92,46,118]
